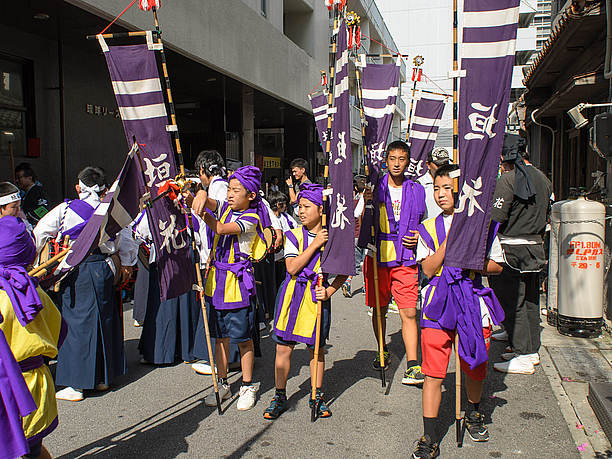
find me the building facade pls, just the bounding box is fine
[0,0,400,204]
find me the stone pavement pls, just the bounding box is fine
[45,276,587,458]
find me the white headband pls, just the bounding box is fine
[0,192,20,206]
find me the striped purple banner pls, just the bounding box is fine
[444,0,520,270]
[407,97,446,178]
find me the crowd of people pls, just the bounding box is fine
[0,135,552,459]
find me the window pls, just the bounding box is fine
[261,0,267,17]
[0,55,34,159]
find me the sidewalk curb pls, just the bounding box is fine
[540,346,598,457]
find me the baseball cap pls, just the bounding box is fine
[428,147,451,166]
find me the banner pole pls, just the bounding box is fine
[355,59,386,391]
[452,0,459,192]
[149,8,222,415]
[312,1,340,423]
[405,56,424,143]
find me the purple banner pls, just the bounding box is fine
[445,0,520,270]
[321,20,355,276]
[100,39,193,300]
[357,60,400,248]
[309,92,329,149]
[407,97,446,178]
[62,144,143,273]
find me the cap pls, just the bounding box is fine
[428,147,451,166]
[226,158,243,171]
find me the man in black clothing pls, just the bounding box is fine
[489,134,552,375]
[285,158,312,213]
[14,162,49,226]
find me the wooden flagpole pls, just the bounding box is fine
[312,0,341,423]
[149,7,222,416]
[354,56,386,391]
[405,56,424,142]
[452,0,464,446]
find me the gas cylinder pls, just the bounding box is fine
[547,201,565,326]
[557,197,606,337]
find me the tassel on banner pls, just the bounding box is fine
[139,0,161,11]
[325,0,346,10]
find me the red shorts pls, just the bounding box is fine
[364,255,418,309]
[421,327,492,381]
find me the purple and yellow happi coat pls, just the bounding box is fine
[418,213,504,369]
[204,202,268,309]
[273,226,327,346]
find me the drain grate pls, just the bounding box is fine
[588,382,612,443]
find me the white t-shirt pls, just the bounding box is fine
[388,186,403,222]
[284,229,316,258]
[213,201,257,257]
[208,176,228,202]
[354,194,365,219]
[416,213,504,327]
[417,172,441,220]
[275,213,299,262]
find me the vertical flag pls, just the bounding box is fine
[357,59,401,248]
[444,0,520,270]
[62,144,143,273]
[99,38,194,300]
[321,19,355,276]
[407,97,446,178]
[309,92,330,149]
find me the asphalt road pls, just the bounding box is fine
[45,275,577,458]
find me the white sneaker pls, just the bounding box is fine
[494,355,535,374]
[491,330,508,341]
[56,387,84,402]
[501,352,540,365]
[204,383,231,406]
[133,320,142,327]
[192,361,216,375]
[236,384,258,411]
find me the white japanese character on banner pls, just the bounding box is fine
[407,158,424,177]
[456,177,484,217]
[158,214,187,253]
[369,142,386,165]
[465,103,498,141]
[143,153,171,188]
[334,131,347,165]
[331,192,350,230]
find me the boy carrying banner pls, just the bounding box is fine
[0,216,66,459]
[363,140,427,384]
[412,165,504,458]
[190,165,271,411]
[263,183,347,420]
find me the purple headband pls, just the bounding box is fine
[0,216,43,326]
[297,183,323,207]
[229,166,272,227]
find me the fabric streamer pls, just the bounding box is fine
[501,134,535,200]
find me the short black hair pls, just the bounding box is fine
[0,181,19,198]
[195,150,226,178]
[78,166,106,188]
[268,191,289,211]
[433,163,460,182]
[290,158,308,170]
[386,140,410,157]
[15,162,36,181]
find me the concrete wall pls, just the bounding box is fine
[67,0,329,113]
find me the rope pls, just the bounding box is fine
[360,32,404,57]
[99,0,138,35]
[422,72,451,97]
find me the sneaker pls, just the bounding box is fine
[388,299,400,314]
[494,355,535,374]
[372,349,391,371]
[403,365,425,385]
[501,352,540,365]
[204,382,231,406]
[341,281,351,298]
[465,411,490,442]
[263,394,288,420]
[412,435,440,459]
[192,361,216,375]
[309,392,332,418]
[56,387,84,402]
[491,330,508,341]
[94,383,109,391]
[133,320,142,327]
[236,385,258,411]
